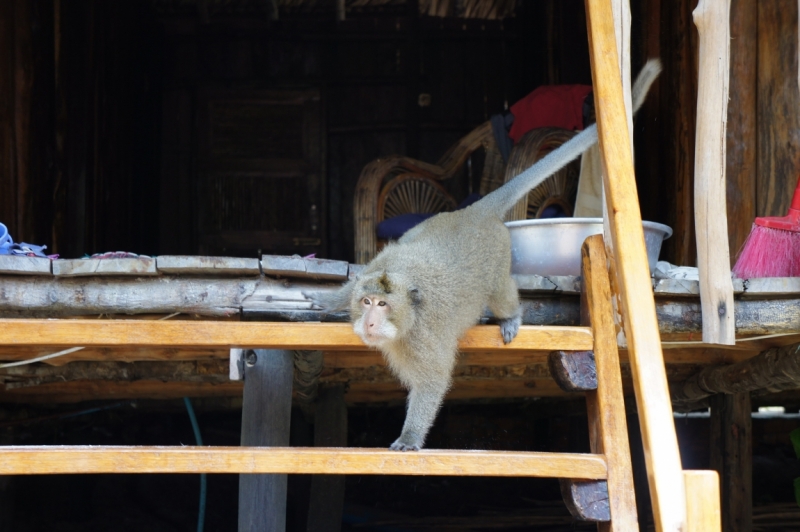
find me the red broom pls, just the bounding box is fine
[732,175,800,278]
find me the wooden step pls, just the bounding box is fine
[0,446,607,478]
[0,320,593,352]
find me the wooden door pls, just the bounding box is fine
[197,88,325,257]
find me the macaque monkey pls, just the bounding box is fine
[306,60,662,451]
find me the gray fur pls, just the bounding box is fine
[306,59,661,451]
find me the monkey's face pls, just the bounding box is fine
[352,294,398,347]
[350,271,419,348]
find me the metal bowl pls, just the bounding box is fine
[505,218,672,277]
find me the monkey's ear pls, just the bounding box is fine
[408,286,422,306]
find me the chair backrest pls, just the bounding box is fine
[377,173,458,221]
[353,120,506,264]
[503,127,580,221]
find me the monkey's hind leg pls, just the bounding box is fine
[489,275,522,344]
[390,373,451,451]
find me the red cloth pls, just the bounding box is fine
[508,84,593,143]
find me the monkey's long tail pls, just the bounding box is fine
[479,58,662,218]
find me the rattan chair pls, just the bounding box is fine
[353,124,582,264]
[353,121,505,264]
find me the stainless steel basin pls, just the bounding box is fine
[505,218,672,277]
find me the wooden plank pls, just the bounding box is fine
[673,342,800,403]
[726,0,758,262]
[52,257,158,277]
[709,393,752,532]
[584,1,687,530]
[684,470,722,532]
[307,385,347,532]
[0,320,594,352]
[581,236,638,532]
[757,1,800,221]
[513,274,581,294]
[0,256,51,275]
[0,375,587,404]
[692,0,735,345]
[740,277,800,297]
[0,446,609,478]
[0,276,260,317]
[239,349,293,532]
[156,255,260,275]
[262,255,348,281]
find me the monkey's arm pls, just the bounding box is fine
[303,281,355,312]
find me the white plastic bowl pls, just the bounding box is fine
[505,218,672,277]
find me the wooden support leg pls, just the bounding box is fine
[238,349,294,532]
[710,393,752,532]
[684,471,721,532]
[581,236,638,532]
[307,384,348,532]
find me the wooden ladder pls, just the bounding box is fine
[0,1,722,531]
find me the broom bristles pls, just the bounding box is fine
[732,223,800,278]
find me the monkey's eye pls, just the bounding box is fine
[362,297,371,305]
[377,301,387,307]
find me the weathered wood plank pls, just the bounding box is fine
[513,274,581,294]
[709,392,752,532]
[0,276,260,317]
[0,320,594,352]
[0,446,608,478]
[757,0,800,221]
[0,256,51,275]
[52,257,157,277]
[239,349,293,532]
[673,342,800,403]
[156,255,260,275]
[726,0,758,262]
[262,255,349,281]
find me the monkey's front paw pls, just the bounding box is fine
[389,434,422,452]
[499,315,522,344]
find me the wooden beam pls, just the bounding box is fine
[585,0,687,530]
[238,349,294,532]
[709,393,752,532]
[0,446,609,478]
[0,320,594,352]
[673,342,800,403]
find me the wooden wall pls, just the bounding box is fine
[635,0,800,267]
[157,4,586,261]
[0,0,161,259]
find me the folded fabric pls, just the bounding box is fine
[509,84,593,143]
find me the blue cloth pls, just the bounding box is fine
[377,213,435,240]
[377,193,485,240]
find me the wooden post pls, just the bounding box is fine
[585,0,687,530]
[693,0,736,345]
[709,393,752,532]
[238,349,294,532]
[580,236,638,532]
[307,385,348,532]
